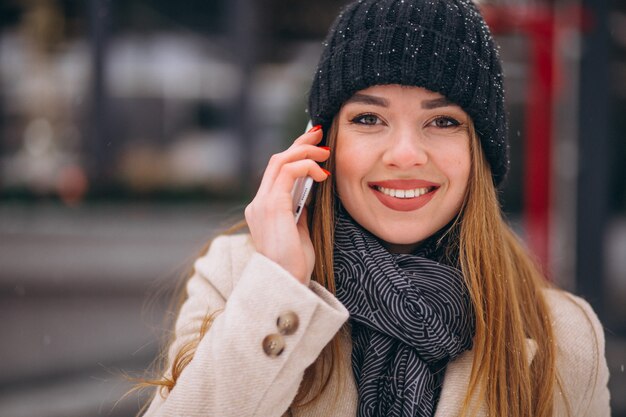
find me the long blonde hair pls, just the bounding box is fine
[140,118,560,417]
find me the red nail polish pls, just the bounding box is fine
[319,146,331,151]
[308,124,322,133]
[321,168,331,176]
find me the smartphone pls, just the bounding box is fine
[291,121,315,223]
[292,176,314,223]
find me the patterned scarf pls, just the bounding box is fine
[333,209,475,417]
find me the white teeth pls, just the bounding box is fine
[376,186,432,198]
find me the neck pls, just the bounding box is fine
[380,240,422,254]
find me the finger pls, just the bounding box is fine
[291,125,324,146]
[271,159,330,196]
[277,143,331,167]
[259,126,324,191]
[254,127,325,198]
[257,144,330,196]
[248,159,328,221]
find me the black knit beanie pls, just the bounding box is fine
[308,0,509,185]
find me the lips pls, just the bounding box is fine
[368,179,439,212]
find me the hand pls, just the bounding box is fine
[245,126,330,284]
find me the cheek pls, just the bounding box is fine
[433,142,470,204]
[442,141,470,180]
[453,154,471,182]
[448,149,471,202]
[334,136,367,195]
[335,147,358,200]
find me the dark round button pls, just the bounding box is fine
[262,333,285,357]
[277,311,299,335]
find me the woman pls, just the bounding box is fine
[139,0,611,416]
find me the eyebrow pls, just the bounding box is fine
[345,93,456,110]
[344,93,390,107]
[421,97,455,109]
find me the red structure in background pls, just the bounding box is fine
[481,5,590,275]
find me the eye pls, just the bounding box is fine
[351,113,381,126]
[430,116,461,128]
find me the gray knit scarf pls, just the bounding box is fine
[333,209,474,417]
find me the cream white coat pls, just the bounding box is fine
[143,234,611,417]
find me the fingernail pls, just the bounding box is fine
[321,168,331,176]
[319,146,331,151]
[308,124,322,133]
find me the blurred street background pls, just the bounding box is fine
[0,0,625,416]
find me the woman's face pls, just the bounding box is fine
[335,84,471,253]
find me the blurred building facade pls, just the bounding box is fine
[0,0,625,416]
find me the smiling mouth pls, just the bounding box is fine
[372,185,436,199]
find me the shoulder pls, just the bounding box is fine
[543,288,611,416]
[543,289,603,341]
[543,288,605,358]
[543,288,604,369]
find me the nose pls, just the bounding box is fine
[381,126,428,169]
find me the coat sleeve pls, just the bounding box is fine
[548,290,611,417]
[142,234,349,417]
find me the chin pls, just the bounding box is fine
[370,226,430,247]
